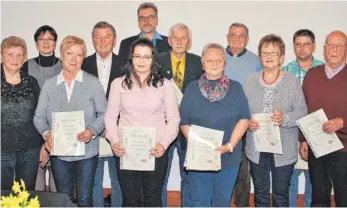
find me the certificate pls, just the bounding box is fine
[296,109,343,158]
[99,134,113,157]
[252,113,283,154]
[170,79,183,105]
[185,125,223,171]
[51,111,85,156]
[120,126,156,171]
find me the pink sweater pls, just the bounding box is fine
[105,76,180,150]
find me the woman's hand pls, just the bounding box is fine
[77,128,94,143]
[111,142,126,157]
[39,145,50,168]
[215,144,232,155]
[249,118,260,131]
[44,132,53,152]
[271,109,283,126]
[150,143,165,158]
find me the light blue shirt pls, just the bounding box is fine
[139,30,163,47]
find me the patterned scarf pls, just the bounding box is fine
[198,74,230,102]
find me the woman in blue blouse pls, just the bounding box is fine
[179,43,250,207]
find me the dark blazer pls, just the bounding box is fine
[158,51,203,93]
[118,34,170,60]
[81,53,122,99]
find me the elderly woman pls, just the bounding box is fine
[105,38,180,207]
[179,43,250,207]
[1,36,41,190]
[33,36,107,206]
[244,34,307,207]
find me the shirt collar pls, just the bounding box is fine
[294,56,320,70]
[57,69,83,85]
[325,63,346,79]
[96,53,112,62]
[170,51,186,62]
[226,46,247,57]
[139,30,163,41]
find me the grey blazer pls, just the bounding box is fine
[244,71,307,167]
[34,70,107,162]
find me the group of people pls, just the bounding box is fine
[1,2,346,207]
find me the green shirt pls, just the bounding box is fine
[283,57,324,84]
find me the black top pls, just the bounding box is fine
[22,53,60,73]
[1,65,42,152]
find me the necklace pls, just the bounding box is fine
[262,69,281,85]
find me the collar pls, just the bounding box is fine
[226,46,247,57]
[170,51,186,63]
[57,69,83,85]
[325,63,346,79]
[139,30,163,41]
[294,56,321,70]
[96,53,112,62]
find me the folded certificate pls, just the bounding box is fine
[170,79,183,105]
[51,111,85,156]
[296,109,343,158]
[99,136,113,157]
[185,125,223,171]
[120,126,156,171]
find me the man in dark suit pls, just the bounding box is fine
[158,23,203,207]
[118,2,170,60]
[81,21,122,207]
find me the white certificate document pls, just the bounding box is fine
[99,135,113,157]
[51,111,85,156]
[185,125,223,171]
[296,109,343,158]
[120,126,156,171]
[252,113,283,154]
[170,79,183,105]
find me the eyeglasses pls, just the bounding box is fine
[132,55,153,62]
[37,37,55,42]
[325,43,345,50]
[227,33,247,41]
[5,53,24,60]
[294,42,313,48]
[260,52,280,57]
[205,59,224,65]
[170,36,189,42]
[138,15,156,22]
[93,35,114,41]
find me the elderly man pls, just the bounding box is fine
[81,21,122,207]
[118,2,170,60]
[225,22,261,207]
[300,31,347,207]
[158,23,203,207]
[284,29,324,207]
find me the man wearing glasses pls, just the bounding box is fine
[224,22,261,207]
[118,2,170,60]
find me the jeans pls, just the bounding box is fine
[93,156,122,207]
[1,148,40,190]
[117,152,168,207]
[51,156,98,207]
[35,165,57,192]
[232,149,251,207]
[289,169,311,207]
[249,153,294,207]
[161,138,188,207]
[308,148,347,207]
[188,167,239,207]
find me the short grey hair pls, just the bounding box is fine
[92,21,117,37]
[168,23,192,39]
[201,43,226,61]
[229,22,249,36]
[137,2,158,17]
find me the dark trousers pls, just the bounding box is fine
[51,155,98,207]
[1,148,40,190]
[308,148,347,207]
[233,149,251,207]
[249,153,294,207]
[117,152,168,207]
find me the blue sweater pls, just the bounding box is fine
[179,79,250,168]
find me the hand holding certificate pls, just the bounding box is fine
[252,113,283,154]
[185,125,224,171]
[120,126,156,171]
[296,109,343,158]
[51,111,85,156]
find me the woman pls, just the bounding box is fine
[104,38,180,207]
[244,34,307,207]
[1,36,41,190]
[179,43,250,207]
[33,36,107,206]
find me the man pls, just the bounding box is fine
[158,23,203,207]
[224,22,261,207]
[300,31,347,207]
[81,21,122,207]
[118,2,170,60]
[283,29,324,207]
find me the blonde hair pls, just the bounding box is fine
[1,36,28,57]
[60,36,87,58]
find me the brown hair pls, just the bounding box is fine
[1,36,28,57]
[258,34,285,56]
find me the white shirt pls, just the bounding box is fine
[57,69,84,103]
[96,53,112,94]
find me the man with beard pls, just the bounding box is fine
[118,2,170,60]
[283,29,323,207]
